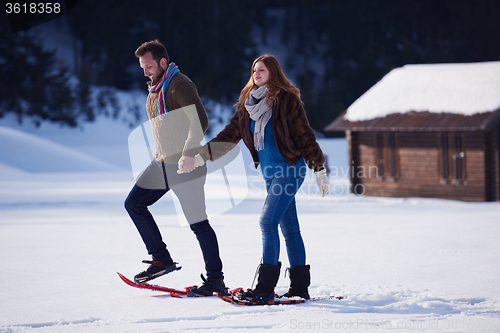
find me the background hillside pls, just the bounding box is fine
[2,0,500,136]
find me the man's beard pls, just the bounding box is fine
[153,68,165,83]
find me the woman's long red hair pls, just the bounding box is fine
[236,54,300,115]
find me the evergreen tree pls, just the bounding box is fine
[0,24,76,126]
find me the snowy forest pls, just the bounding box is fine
[2,0,500,135]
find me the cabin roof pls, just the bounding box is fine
[325,110,500,132]
[325,61,500,132]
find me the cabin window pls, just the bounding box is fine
[387,132,397,180]
[439,133,449,181]
[376,133,385,179]
[376,132,398,181]
[439,132,466,183]
[452,132,466,183]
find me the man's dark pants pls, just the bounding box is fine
[124,161,223,278]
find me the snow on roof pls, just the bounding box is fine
[344,61,500,122]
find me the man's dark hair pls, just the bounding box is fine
[135,39,170,64]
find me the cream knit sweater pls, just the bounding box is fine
[146,72,209,164]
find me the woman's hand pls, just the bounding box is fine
[315,169,329,197]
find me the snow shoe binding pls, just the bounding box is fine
[134,260,181,283]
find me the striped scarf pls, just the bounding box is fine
[147,62,180,119]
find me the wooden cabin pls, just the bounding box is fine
[325,61,500,202]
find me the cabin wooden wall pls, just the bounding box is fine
[348,131,488,201]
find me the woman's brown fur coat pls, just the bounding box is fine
[198,90,325,172]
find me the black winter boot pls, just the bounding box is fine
[281,264,311,299]
[236,262,281,304]
[187,274,228,297]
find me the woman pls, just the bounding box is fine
[187,54,329,303]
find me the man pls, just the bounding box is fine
[124,39,226,297]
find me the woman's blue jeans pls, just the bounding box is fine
[260,176,306,267]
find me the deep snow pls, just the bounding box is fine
[1,117,500,332]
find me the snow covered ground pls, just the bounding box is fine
[1,117,500,332]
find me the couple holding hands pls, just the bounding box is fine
[124,39,329,304]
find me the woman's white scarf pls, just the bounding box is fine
[245,84,273,151]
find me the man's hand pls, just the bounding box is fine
[178,156,195,174]
[177,154,205,174]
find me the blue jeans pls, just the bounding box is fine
[260,176,306,267]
